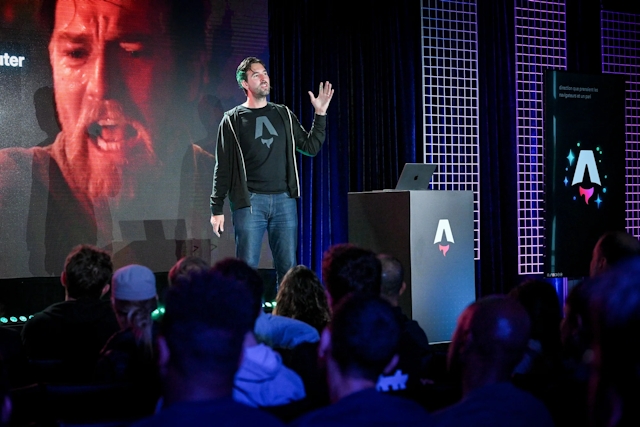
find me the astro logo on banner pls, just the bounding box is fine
[433,219,454,256]
[565,148,605,207]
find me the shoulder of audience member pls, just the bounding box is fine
[254,312,319,348]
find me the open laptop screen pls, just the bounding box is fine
[395,163,437,190]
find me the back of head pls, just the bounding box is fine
[561,280,599,366]
[274,265,331,333]
[378,254,404,300]
[168,256,210,287]
[449,295,531,381]
[322,244,381,306]
[330,294,401,382]
[508,279,562,356]
[590,231,640,277]
[211,258,263,324]
[64,245,113,299]
[588,257,640,426]
[161,268,255,382]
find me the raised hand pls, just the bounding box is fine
[308,81,334,115]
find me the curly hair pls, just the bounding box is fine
[274,265,331,333]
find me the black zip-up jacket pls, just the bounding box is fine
[210,103,326,215]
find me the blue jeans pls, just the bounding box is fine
[232,192,297,286]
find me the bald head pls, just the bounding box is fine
[448,296,530,392]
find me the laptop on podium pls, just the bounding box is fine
[395,163,437,190]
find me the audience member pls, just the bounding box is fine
[167,256,210,287]
[321,243,381,307]
[376,254,432,402]
[254,309,320,350]
[589,231,640,277]
[560,281,593,375]
[95,264,161,414]
[131,268,284,427]
[273,265,331,333]
[553,279,597,427]
[431,295,554,427]
[168,256,317,349]
[21,244,119,382]
[587,257,640,427]
[508,279,567,425]
[508,280,562,382]
[291,293,432,426]
[212,258,306,409]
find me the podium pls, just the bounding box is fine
[348,190,475,343]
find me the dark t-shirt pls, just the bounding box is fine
[430,382,554,427]
[290,388,432,427]
[131,398,285,427]
[237,105,287,194]
[21,298,120,382]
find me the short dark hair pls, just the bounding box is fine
[64,245,113,299]
[597,231,640,267]
[168,256,210,287]
[378,254,404,298]
[508,279,562,355]
[330,294,400,381]
[161,267,255,380]
[322,244,381,306]
[211,258,263,323]
[236,57,267,93]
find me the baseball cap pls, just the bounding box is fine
[112,264,157,301]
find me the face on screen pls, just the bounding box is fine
[49,0,177,200]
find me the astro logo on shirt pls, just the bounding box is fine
[566,149,604,207]
[433,219,454,257]
[255,117,278,148]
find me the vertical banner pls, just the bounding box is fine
[544,71,626,278]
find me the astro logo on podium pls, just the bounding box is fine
[566,149,604,207]
[433,219,454,257]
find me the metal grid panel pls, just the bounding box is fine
[601,11,640,237]
[421,0,480,259]
[515,0,567,274]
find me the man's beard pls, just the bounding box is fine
[63,100,159,202]
[251,84,270,99]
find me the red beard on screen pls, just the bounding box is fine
[63,100,159,203]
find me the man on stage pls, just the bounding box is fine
[210,57,334,285]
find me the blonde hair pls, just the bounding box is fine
[113,297,158,356]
